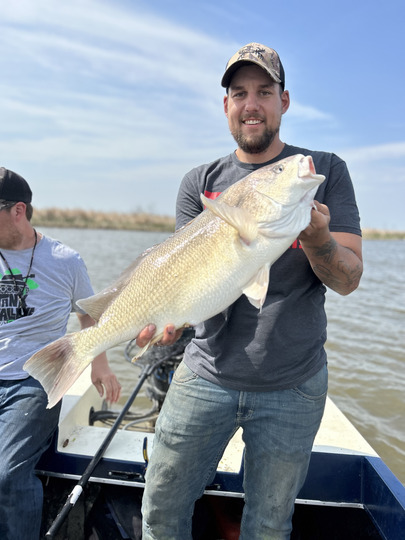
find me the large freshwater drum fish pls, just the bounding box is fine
[24,154,325,408]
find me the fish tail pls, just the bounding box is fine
[24,333,93,409]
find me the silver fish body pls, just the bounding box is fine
[24,154,325,407]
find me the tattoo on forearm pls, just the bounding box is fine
[312,238,338,263]
[309,238,362,293]
[312,261,362,289]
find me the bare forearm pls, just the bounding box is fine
[298,202,363,295]
[300,233,363,295]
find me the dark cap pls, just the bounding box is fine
[0,167,32,209]
[221,42,285,90]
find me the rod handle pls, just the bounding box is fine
[45,486,83,539]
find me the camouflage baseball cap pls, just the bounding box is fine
[221,43,285,90]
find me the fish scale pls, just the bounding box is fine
[24,154,325,408]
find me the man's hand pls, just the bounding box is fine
[91,354,122,403]
[136,324,183,348]
[298,201,363,296]
[298,201,330,245]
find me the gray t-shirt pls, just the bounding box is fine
[176,144,361,391]
[0,234,94,379]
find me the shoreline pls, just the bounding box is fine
[31,208,405,239]
[32,208,176,233]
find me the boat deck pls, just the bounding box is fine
[52,366,377,474]
[37,367,405,540]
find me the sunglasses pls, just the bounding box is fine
[0,200,17,211]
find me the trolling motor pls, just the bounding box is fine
[144,332,194,407]
[126,325,195,407]
[89,327,195,426]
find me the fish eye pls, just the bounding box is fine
[273,165,284,173]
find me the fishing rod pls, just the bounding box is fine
[45,353,172,539]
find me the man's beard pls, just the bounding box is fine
[231,125,279,155]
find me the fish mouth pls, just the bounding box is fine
[298,155,324,182]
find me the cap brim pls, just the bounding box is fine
[221,60,251,87]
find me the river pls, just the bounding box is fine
[40,227,405,485]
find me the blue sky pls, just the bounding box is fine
[1,0,404,230]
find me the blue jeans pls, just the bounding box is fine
[0,377,61,540]
[142,362,327,540]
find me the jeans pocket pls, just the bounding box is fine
[293,364,328,401]
[172,361,198,384]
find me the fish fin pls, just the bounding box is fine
[76,246,160,320]
[242,263,270,310]
[201,194,258,245]
[77,273,134,321]
[24,333,92,408]
[129,331,165,362]
[77,292,114,321]
[130,342,151,362]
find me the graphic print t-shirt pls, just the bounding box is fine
[0,235,94,379]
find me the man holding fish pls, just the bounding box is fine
[139,43,363,539]
[0,167,122,540]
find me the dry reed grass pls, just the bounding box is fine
[31,208,405,239]
[32,208,175,232]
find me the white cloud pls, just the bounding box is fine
[340,143,405,188]
[336,142,405,230]
[1,1,404,230]
[341,142,405,163]
[287,101,335,122]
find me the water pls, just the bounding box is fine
[41,228,405,485]
[325,239,405,484]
